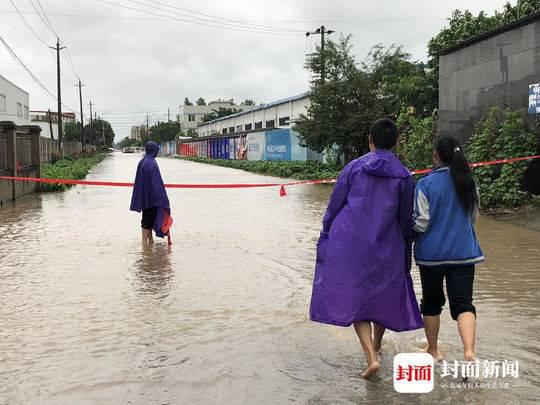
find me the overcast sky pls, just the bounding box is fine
[1,0,511,140]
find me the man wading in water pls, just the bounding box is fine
[309,118,423,379]
[130,142,172,245]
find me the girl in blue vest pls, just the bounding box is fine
[413,135,483,362]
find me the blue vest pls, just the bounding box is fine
[413,167,484,267]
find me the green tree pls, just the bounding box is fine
[184,97,193,106]
[83,118,115,147]
[150,121,181,142]
[64,121,82,142]
[241,99,255,106]
[202,107,241,123]
[118,136,138,149]
[295,36,432,162]
[196,97,207,106]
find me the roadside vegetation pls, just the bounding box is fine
[178,156,341,181]
[41,153,107,191]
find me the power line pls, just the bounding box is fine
[132,0,304,33]
[95,0,304,36]
[0,10,449,23]
[27,0,56,37]
[0,34,76,112]
[8,0,50,46]
[34,0,58,37]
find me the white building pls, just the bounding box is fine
[30,111,76,139]
[196,93,310,137]
[179,100,254,131]
[131,125,142,141]
[0,74,30,126]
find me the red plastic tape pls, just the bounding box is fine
[0,155,538,190]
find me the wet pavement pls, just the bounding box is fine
[0,152,539,404]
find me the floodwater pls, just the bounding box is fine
[0,153,539,404]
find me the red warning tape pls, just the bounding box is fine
[0,155,538,196]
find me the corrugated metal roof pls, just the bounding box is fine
[199,92,309,126]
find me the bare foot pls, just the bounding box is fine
[422,346,443,361]
[361,360,380,379]
[464,350,475,362]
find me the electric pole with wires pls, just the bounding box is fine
[306,26,334,84]
[77,80,85,150]
[89,101,94,145]
[50,38,66,152]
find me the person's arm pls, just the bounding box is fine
[398,176,415,272]
[413,181,430,233]
[321,163,353,235]
[472,185,480,224]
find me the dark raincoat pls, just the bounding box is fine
[309,149,423,331]
[130,142,172,239]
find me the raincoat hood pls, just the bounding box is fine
[358,149,410,178]
[145,142,160,158]
[130,143,169,213]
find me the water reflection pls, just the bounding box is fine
[132,243,174,297]
[0,153,538,404]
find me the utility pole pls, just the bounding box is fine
[77,80,85,149]
[50,38,66,151]
[146,114,149,135]
[168,107,170,122]
[102,117,105,148]
[306,26,334,84]
[89,101,93,145]
[47,109,54,140]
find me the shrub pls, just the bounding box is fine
[466,106,538,207]
[178,157,342,181]
[396,109,436,172]
[41,153,106,191]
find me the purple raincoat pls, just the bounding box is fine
[309,149,423,331]
[130,142,171,238]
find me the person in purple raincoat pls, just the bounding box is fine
[309,118,423,379]
[130,142,172,244]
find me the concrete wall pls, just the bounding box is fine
[0,75,30,126]
[0,121,92,205]
[438,19,540,142]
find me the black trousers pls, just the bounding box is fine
[419,265,476,321]
[141,207,157,230]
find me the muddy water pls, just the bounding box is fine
[0,153,538,404]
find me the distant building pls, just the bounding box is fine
[438,11,540,142]
[30,111,76,139]
[0,74,30,126]
[196,93,310,137]
[131,125,142,141]
[178,100,254,131]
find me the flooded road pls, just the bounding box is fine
[1,153,539,404]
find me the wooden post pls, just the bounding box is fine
[0,121,17,200]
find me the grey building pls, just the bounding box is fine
[438,11,540,142]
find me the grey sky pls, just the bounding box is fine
[1,0,510,140]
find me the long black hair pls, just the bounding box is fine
[434,136,478,215]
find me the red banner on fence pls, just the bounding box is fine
[0,155,538,196]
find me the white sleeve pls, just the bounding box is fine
[413,189,430,233]
[472,186,480,224]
